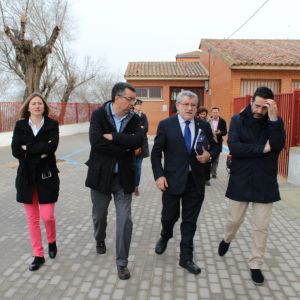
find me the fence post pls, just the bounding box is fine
[292,89,300,146]
[0,103,2,132]
[75,103,78,123]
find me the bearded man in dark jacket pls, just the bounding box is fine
[85,82,144,280]
[218,86,285,286]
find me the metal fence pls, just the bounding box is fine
[0,102,102,133]
[233,89,300,177]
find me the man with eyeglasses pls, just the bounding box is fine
[151,90,218,274]
[85,82,144,280]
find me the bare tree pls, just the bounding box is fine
[0,0,64,100]
[73,66,122,103]
[0,0,117,108]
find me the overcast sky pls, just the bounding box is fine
[71,0,299,76]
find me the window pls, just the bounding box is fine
[292,80,300,90]
[240,80,281,96]
[136,87,162,99]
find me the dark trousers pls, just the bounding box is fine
[160,173,204,261]
[90,175,133,267]
[135,156,143,187]
[204,162,211,181]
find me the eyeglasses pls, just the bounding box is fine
[179,103,197,109]
[118,95,136,102]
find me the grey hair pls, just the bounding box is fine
[176,90,198,105]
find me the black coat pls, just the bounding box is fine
[151,115,219,195]
[226,105,285,203]
[11,117,60,204]
[210,117,227,152]
[136,112,149,158]
[85,102,144,194]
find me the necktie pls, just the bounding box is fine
[184,120,191,152]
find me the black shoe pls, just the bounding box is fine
[117,266,131,280]
[179,260,201,275]
[29,256,45,271]
[48,241,57,259]
[205,180,211,186]
[155,237,168,255]
[96,241,106,254]
[218,239,230,256]
[250,269,264,285]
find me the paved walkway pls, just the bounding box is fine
[0,133,300,300]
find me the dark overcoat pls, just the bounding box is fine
[85,101,144,194]
[225,105,285,203]
[151,115,219,195]
[136,112,149,158]
[11,117,60,204]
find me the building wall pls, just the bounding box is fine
[231,69,300,97]
[205,59,300,130]
[127,79,205,134]
[203,53,232,127]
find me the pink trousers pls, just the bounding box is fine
[24,190,56,257]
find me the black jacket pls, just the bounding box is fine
[211,117,227,152]
[136,112,149,158]
[151,115,219,195]
[11,117,60,204]
[226,105,285,203]
[85,102,144,194]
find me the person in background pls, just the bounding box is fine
[85,82,144,280]
[218,87,285,285]
[133,99,149,196]
[11,92,59,271]
[210,107,227,178]
[196,106,211,186]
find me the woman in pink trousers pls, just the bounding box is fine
[11,92,60,271]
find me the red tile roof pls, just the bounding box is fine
[176,51,201,58]
[124,62,208,79]
[200,39,300,68]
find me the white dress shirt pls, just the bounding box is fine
[29,118,44,136]
[177,114,195,144]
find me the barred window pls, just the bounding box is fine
[136,87,162,99]
[292,80,300,90]
[240,80,281,96]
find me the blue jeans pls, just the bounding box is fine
[135,156,143,187]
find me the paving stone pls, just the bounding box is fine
[0,135,299,300]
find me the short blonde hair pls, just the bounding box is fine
[19,92,50,119]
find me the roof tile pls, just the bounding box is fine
[125,62,208,78]
[200,39,300,67]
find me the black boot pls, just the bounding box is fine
[96,241,106,254]
[48,241,57,259]
[155,237,169,254]
[250,269,264,285]
[29,256,45,271]
[218,239,230,256]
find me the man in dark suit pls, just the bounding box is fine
[151,90,218,274]
[210,107,227,178]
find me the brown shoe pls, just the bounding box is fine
[117,266,131,280]
[134,186,140,196]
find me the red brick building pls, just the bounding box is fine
[125,39,300,134]
[124,60,208,134]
